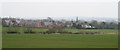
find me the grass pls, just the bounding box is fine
[2,34,118,48]
[64,28,118,34]
[2,27,48,33]
[2,27,118,34]
[0,25,2,49]
[2,27,118,48]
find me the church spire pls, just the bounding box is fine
[76,17,78,22]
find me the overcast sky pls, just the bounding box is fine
[0,0,119,20]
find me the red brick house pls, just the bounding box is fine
[35,22,42,28]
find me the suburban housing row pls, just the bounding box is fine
[2,17,95,29]
[1,17,118,29]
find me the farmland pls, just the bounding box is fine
[2,34,118,48]
[2,27,118,48]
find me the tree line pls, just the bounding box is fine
[72,20,118,29]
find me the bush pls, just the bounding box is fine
[61,31,72,34]
[79,31,86,34]
[85,31,101,34]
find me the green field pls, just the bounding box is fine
[2,27,118,48]
[2,27,118,34]
[2,34,118,48]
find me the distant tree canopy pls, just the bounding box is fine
[72,20,118,29]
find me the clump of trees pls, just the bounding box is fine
[72,20,118,29]
[6,26,20,34]
[46,27,66,34]
[24,28,36,34]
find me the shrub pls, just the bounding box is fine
[79,31,86,34]
[85,31,101,34]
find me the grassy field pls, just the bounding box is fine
[2,27,118,48]
[64,29,118,34]
[2,27,48,34]
[2,27,118,34]
[2,34,118,48]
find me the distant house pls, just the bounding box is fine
[19,21,25,26]
[81,25,95,28]
[25,21,32,27]
[42,24,46,28]
[44,22,52,26]
[9,21,13,26]
[44,22,53,28]
[40,22,46,28]
[64,21,73,28]
[31,22,42,28]
[35,22,42,28]
[11,19,17,26]
[15,20,21,26]
[31,22,37,27]
[16,20,20,24]
[3,20,10,26]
